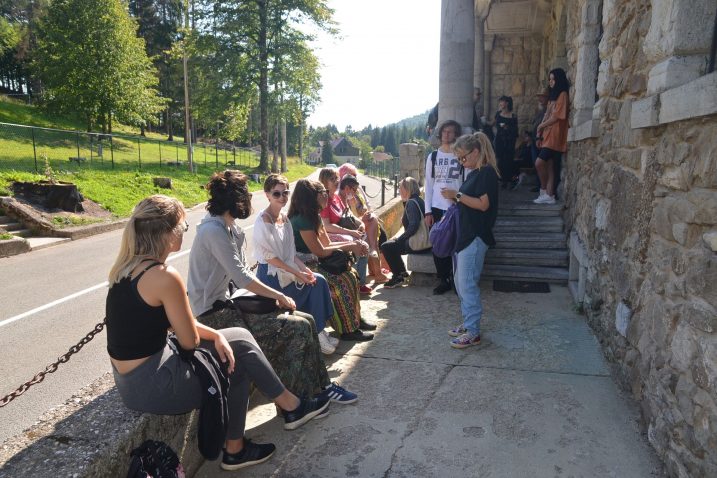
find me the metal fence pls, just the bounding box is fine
[0,122,259,173]
[363,157,399,183]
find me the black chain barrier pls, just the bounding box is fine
[0,320,106,408]
[363,182,391,199]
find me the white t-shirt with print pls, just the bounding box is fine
[425,149,463,212]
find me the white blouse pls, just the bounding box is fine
[253,211,300,287]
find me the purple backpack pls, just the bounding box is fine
[429,204,460,258]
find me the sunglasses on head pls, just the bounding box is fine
[270,189,290,198]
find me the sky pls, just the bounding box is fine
[306,0,441,132]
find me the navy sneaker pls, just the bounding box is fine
[282,396,330,430]
[220,439,276,471]
[318,382,358,405]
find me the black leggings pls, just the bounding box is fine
[113,328,285,440]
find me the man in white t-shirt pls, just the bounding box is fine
[424,119,464,295]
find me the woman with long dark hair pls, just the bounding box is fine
[493,95,519,189]
[187,171,357,406]
[106,195,329,472]
[534,68,570,204]
[288,179,375,342]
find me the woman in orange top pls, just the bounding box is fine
[534,68,570,205]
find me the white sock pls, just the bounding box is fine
[539,189,547,197]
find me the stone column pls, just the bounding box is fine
[474,15,485,91]
[483,35,494,119]
[573,0,602,126]
[438,0,475,129]
[643,0,717,94]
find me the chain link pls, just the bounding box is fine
[363,182,392,199]
[0,320,106,408]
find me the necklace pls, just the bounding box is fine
[263,208,281,224]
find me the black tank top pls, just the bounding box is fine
[106,261,171,360]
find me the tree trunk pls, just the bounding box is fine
[258,0,269,171]
[280,118,287,172]
[298,95,304,162]
[166,106,173,141]
[272,121,279,173]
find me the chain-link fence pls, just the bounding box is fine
[0,121,260,173]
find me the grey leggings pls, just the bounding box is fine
[113,327,285,440]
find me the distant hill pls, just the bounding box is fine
[388,110,430,130]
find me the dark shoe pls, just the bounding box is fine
[359,318,377,331]
[433,280,452,295]
[221,439,276,471]
[340,330,374,342]
[383,275,405,289]
[317,382,358,404]
[283,396,330,431]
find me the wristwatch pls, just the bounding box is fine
[455,192,463,203]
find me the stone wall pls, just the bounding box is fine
[561,0,717,476]
[489,35,543,134]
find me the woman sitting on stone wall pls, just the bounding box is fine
[534,67,570,205]
[380,177,426,289]
[186,171,357,405]
[252,174,339,356]
[289,179,376,341]
[106,195,330,472]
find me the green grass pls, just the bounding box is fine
[51,215,104,227]
[0,232,13,240]
[1,158,316,217]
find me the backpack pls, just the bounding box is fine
[126,440,185,478]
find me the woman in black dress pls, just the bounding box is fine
[493,95,518,189]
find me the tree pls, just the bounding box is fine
[321,140,333,164]
[34,0,166,131]
[193,0,335,171]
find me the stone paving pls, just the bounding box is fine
[196,281,666,477]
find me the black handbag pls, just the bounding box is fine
[231,294,278,314]
[319,249,354,275]
[338,208,362,230]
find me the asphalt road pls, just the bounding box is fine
[0,169,392,444]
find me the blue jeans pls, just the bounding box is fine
[354,256,368,285]
[454,236,489,336]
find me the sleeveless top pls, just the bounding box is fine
[106,261,171,360]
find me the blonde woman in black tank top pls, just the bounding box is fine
[106,195,330,471]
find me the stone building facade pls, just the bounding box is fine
[436,0,717,475]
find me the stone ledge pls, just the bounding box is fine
[631,71,717,129]
[0,373,202,478]
[0,235,30,257]
[0,197,408,477]
[568,118,600,142]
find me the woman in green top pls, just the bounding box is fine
[288,179,375,342]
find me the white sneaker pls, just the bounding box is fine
[534,194,556,204]
[321,329,339,347]
[533,189,547,204]
[318,331,336,355]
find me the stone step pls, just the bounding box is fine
[27,236,70,250]
[482,264,569,283]
[0,215,12,225]
[493,232,567,250]
[12,228,33,238]
[486,248,569,267]
[498,203,563,217]
[494,216,564,233]
[3,221,23,232]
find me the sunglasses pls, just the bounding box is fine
[317,189,328,196]
[270,189,290,198]
[181,220,189,232]
[457,149,475,163]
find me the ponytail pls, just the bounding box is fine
[453,132,500,178]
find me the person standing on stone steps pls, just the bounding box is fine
[424,119,463,295]
[534,68,570,205]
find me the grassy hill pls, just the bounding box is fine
[0,98,314,216]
